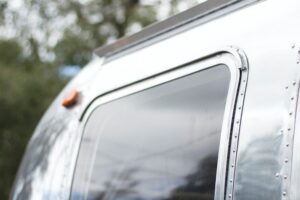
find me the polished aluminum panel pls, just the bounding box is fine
[10,0,300,199]
[88,1,300,199]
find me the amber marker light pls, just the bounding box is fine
[62,90,80,108]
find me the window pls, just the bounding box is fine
[71,65,231,200]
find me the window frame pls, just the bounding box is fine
[73,47,248,200]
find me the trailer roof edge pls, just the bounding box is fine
[94,0,258,59]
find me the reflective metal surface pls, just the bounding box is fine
[89,1,300,199]
[10,0,300,199]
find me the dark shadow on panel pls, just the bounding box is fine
[163,155,217,200]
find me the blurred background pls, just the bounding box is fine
[0,0,205,199]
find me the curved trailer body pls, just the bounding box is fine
[10,0,300,199]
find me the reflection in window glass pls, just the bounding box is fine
[71,65,231,200]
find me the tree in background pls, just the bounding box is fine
[1,0,159,67]
[0,0,201,199]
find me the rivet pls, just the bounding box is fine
[233,149,236,153]
[286,143,290,147]
[289,112,293,116]
[286,86,289,89]
[238,106,242,110]
[292,44,296,49]
[280,130,284,133]
[235,135,238,139]
[293,82,296,85]
[231,164,234,168]
[243,80,246,83]
[291,97,294,100]
[236,120,240,124]
[284,175,288,180]
[241,93,244,96]
[228,194,232,198]
[275,173,280,177]
[285,159,289,163]
[297,61,300,64]
[230,179,233,183]
[241,66,247,71]
[288,128,291,131]
[283,191,287,196]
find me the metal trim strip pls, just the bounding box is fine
[94,0,255,59]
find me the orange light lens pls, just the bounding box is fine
[62,90,80,108]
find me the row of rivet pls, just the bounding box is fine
[227,45,299,200]
[292,44,300,65]
[280,79,299,200]
[226,64,248,199]
[278,44,300,200]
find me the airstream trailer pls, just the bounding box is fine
[10,0,300,199]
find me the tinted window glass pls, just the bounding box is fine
[72,65,231,200]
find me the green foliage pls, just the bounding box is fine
[2,0,157,68]
[52,0,156,67]
[0,40,23,66]
[0,1,6,23]
[54,32,94,67]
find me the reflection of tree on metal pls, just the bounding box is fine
[70,65,229,200]
[12,104,76,200]
[89,155,218,200]
[234,136,282,200]
[163,155,217,200]
[92,168,139,200]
